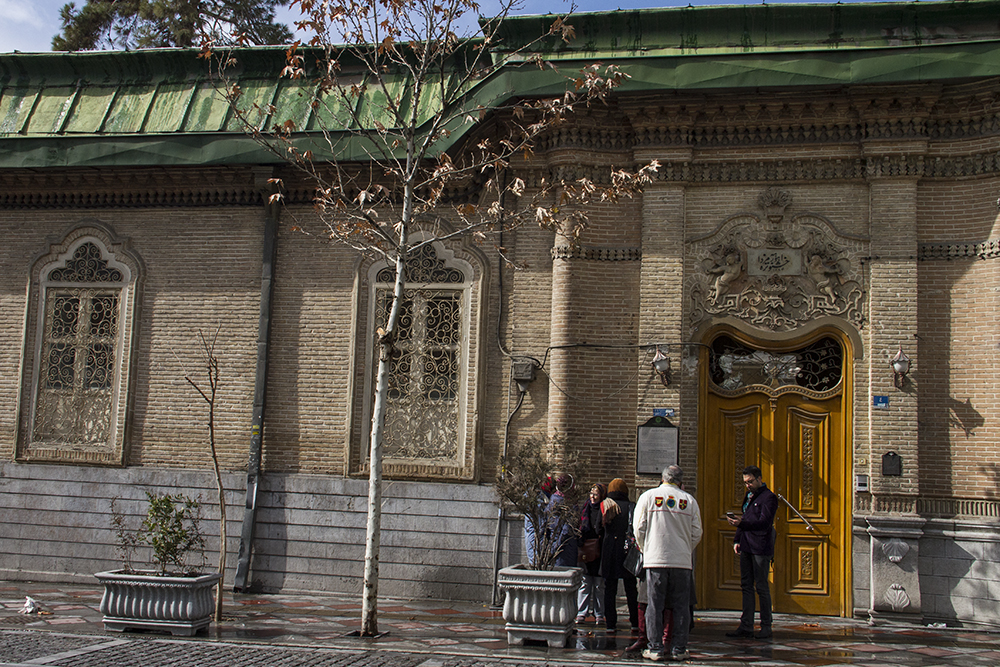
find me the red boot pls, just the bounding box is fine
[627,603,647,652]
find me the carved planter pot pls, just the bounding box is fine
[497,564,583,647]
[95,570,221,636]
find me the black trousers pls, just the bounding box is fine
[739,552,773,629]
[602,569,638,630]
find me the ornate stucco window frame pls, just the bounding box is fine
[349,233,486,481]
[16,223,142,465]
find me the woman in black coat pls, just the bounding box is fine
[576,483,607,623]
[600,478,639,634]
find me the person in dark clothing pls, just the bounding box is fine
[726,465,778,640]
[600,478,639,634]
[576,483,607,623]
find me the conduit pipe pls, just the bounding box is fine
[234,176,280,592]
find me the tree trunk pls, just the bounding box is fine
[213,456,226,623]
[361,240,408,636]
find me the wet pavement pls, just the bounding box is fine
[1,580,998,666]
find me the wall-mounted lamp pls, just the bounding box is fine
[651,346,671,387]
[890,346,911,389]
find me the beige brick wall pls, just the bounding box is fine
[0,207,261,470]
[262,208,357,474]
[917,175,1000,500]
[3,76,1000,619]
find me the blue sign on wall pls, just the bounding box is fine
[872,395,889,409]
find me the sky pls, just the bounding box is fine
[0,0,883,54]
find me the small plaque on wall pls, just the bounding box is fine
[882,451,902,476]
[637,416,678,475]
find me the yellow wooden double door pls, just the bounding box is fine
[698,381,850,616]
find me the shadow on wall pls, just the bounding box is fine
[979,463,1000,500]
[947,396,984,437]
[251,475,289,593]
[922,540,975,624]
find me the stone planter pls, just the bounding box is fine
[95,570,221,636]
[497,564,583,647]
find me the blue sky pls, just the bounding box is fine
[1,0,888,54]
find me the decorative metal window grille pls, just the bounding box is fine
[33,243,123,448]
[373,245,466,461]
[709,335,843,393]
[376,244,465,284]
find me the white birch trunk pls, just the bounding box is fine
[361,226,409,636]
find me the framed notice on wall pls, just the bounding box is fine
[636,416,679,475]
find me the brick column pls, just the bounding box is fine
[546,246,573,450]
[635,162,688,487]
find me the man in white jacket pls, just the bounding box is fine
[633,465,702,662]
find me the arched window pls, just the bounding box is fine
[18,228,140,464]
[709,334,843,394]
[356,237,482,479]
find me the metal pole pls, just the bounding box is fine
[490,379,525,608]
[776,492,817,533]
[234,178,279,592]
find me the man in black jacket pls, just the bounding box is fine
[725,465,778,640]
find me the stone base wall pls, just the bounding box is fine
[920,519,1000,627]
[853,513,1000,628]
[0,462,503,603]
[4,461,1000,624]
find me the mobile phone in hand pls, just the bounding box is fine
[726,511,738,519]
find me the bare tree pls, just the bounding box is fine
[208,0,657,635]
[185,327,228,623]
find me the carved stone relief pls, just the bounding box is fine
[885,583,910,611]
[881,538,910,564]
[689,189,868,335]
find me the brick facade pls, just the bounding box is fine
[2,3,1000,629]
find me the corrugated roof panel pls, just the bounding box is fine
[413,71,459,128]
[103,84,157,133]
[0,88,37,134]
[356,75,408,131]
[309,87,356,131]
[185,82,230,132]
[497,2,1000,57]
[144,82,195,133]
[225,78,280,132]
[62,85,117,134]
[271,78,316,132]
[25,86,76,134]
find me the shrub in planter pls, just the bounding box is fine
[494,437,586,646]
[96,491,220,636]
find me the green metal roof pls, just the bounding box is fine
[495,1,1000,57]
[2,0,999,169]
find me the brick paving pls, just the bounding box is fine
[1,581,998,666]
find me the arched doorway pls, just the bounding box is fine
[697,325,853,617]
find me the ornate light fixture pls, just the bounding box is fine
[651,345,671,387]
[891,346,911,389]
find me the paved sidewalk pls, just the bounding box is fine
[1,581,998,666]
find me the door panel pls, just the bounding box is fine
[786,537,828,594]
[702,397,764,609]
[700,391,846,616]
[774,398,843,614]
